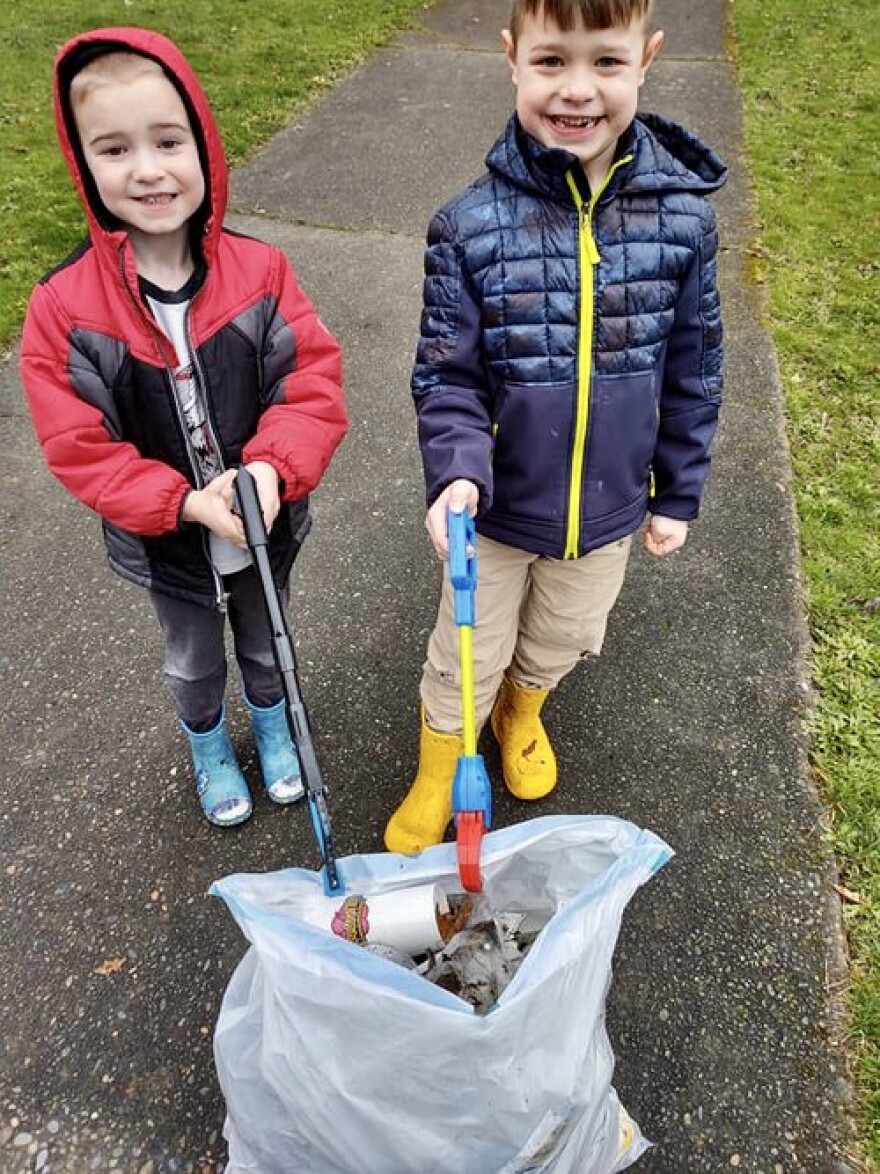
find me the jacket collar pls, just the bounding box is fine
[486,112,727,204]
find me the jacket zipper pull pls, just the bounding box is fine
[583,213,601,266]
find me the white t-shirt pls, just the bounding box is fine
[143,276,251,576]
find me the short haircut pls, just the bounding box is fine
[508,0,655,43]
[69,51,167,112]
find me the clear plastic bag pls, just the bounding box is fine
[211,814,672,1173]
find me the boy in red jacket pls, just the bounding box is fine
[21,29,348,827]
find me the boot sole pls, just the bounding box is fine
[206,807,252,827]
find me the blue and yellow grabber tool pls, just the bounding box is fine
[235,468,342,894]
[448,508,493,893]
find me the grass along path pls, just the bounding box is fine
[730,0,880,1166]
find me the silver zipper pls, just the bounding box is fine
[120,246,227,611]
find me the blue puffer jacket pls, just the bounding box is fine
[413,112,727,558]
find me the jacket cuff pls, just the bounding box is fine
[174,486,194,530]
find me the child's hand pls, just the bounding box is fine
[426,479,479,560]
[643,514,688,557]
[244,461,281,534]
[180,469,247,547]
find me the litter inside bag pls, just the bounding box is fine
[210,814,672,1174]
[417,895,537,1013]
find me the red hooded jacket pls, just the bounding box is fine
[20,27,347,607]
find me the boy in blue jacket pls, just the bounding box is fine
[385,0,726,852]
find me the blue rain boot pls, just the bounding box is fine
[245,695,304,804]
[182,709,252,827]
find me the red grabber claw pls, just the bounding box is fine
[448,509,492,893]
[456,811,486,893]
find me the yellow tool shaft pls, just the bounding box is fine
[459,624,477,755]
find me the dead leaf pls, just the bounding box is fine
[833,883,863,906]
[95,957,125,976]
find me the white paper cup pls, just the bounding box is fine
[363,885,449,955]
[301,884,451,956]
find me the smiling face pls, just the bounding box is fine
[503,9,663,190]
[72,64,205,262]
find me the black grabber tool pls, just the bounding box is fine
[234,467,342,894]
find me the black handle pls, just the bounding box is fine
[234,466,268,551]
[233,467,341,891]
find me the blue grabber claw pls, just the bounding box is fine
[448,509,492,892]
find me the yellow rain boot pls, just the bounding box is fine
[384,711,462,854]
[490,676,557,800]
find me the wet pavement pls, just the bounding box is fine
[0,0,858,1170]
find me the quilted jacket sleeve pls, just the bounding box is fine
[411,211,495,511]
[20,282,191,536]
[242,249,347,502]
[651,203,723,519]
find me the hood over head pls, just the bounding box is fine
[54,27,227,259]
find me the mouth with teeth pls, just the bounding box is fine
[137,194,176,206]
[549,113,605,132]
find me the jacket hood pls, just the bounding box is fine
[622,113,727,195]
[54,27,227,260]
[487,112,727,203]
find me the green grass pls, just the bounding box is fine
[2,0,877,1164]
[0,0,429,349]
[730,0,880,1165]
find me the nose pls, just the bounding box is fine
[561,65,596,103]
[131,147,165,182]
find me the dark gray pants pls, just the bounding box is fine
[150,566,287,732]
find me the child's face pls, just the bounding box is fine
[503,11,663,189]
[73,71,205,250]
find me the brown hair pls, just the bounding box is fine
[508,0,655,43]
[69,51,166,111]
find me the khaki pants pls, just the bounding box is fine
[421,533,632,732]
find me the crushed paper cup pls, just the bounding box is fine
[302,885,450,956]
[363,885,450,955]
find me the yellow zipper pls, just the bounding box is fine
[562,158,632,558]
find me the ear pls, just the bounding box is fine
[502,29,519,84]
[639,29,664,84]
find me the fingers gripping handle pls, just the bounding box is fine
[234,466,268,551]
[447,509,476,628]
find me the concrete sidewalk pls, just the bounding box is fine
[0,1,858,1170]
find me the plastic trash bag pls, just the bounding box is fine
[210,815,672,1174]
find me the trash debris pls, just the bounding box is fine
[420,920,514,1013]
[436,892,474,942]
[363,943,419,971]
[325,891,541,1013]
[419,899,540,1012]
